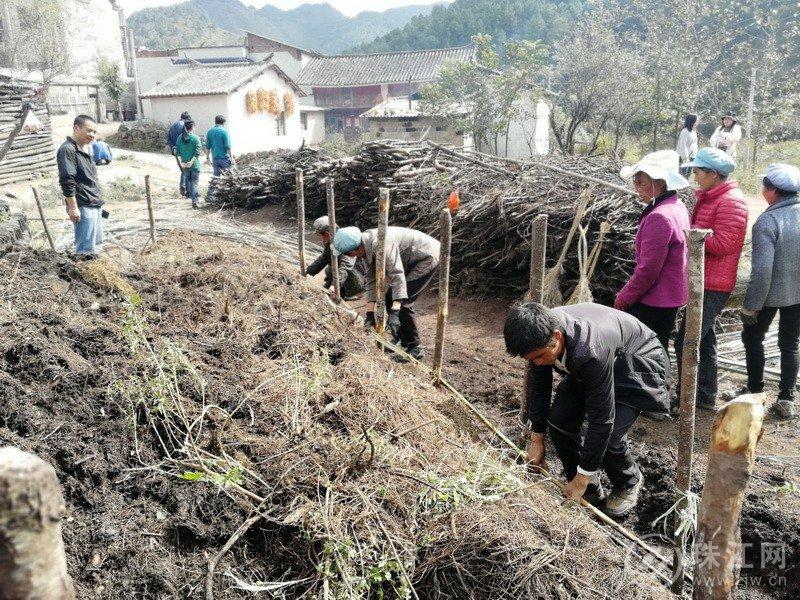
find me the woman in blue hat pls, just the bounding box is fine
[739,163,800,419]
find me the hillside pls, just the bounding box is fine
[351,0,588,53]
[129,0,445,54]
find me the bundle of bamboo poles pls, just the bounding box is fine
[212,140,644,302]
[0,84,56,187]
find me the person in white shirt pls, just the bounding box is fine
[676,114,699,176]
[710,113,743,158]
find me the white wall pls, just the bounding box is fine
[183,46,245,60]
[64,0,126,80]
[301,110,325,146]
[226,69,304,155]
[491,94,551,159]
[147,95,228,140]
[137,56,183,96]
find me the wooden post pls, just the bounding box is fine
[94,85,102,123]
[295,169,307,276]
[144,175,156,243]
[0,104,30,165]
[672,228,712,593]
[693,394,765,600]
[31,186,55,251]
[374,188,390,334]
[519,214,548,443]
[326,177,341,302]
[432,208,452,385]
[0,447,75,599]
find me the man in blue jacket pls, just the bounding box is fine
[167,111,191,196]
[740,163,800,420]
[505,302,669,516]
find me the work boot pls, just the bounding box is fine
[583,473,605,506]
[642,410,671,422]
[392,345,425,363]
[603,477,643,518]
[769,399,797,420]
[697,400,717,412]
[721,386,752,402]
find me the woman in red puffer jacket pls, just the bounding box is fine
[675,148,749,410]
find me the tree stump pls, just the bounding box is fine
[693,394,765,600]
[0,446,74,599]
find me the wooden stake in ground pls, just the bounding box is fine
[432,208,452,385]
[326,177,341,302]
[0,446,75,600]
[374,188,390,334]
[295,168,307,276]
[693,394,765,600]
[672,228,712,593]
[144,175,156,243]
[31,186,55,251]
[519,214,548,443]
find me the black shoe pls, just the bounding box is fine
[721,387,752,402]
[391,345,425,363]
[697,401,716,412]
[643,410,672,422]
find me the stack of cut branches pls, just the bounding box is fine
[210,140,647,303]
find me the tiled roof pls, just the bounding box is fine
[172,57,252,66]
[296,45,475,87]
[140,63,303,98]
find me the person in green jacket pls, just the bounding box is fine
[173,119,202,208]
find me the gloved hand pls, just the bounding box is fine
[740,309,758,326]
[364,311,376,330]
[387,309,401,339]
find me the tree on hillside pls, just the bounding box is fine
[97,58,126,121]
[420,34,547,154]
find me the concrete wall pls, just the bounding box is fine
[489,94,551,159]
[301,110,325,146]
[137,56,183,98]
[226,69,304,155]
[365,116,472,149]
[147,94,227,141]
[64,0,126,80]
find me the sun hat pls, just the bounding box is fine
[619,150,690,191]
[684,148,737,175]
[312,216,330,233]
[332,226,363,256]
[763,163,800,193]
[721,112,738,123]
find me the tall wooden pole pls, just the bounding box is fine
[326,177,341,302]
[672,228,712,593]
[144,175,156,243]
[295,169,307,276]
[375,188,390,334]
[0,447,75,599]
[31,186,55,251]
[0,104,30,165]
[693,394,765,599]
[519,214,548,443]
[432,208,452,385]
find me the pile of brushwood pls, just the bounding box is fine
[209,141,643,301]
[0,232,672,599]
[107,121,170,153]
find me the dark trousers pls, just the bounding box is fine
[627,302,679,350]
[386,265,438,349]
[742,304,800,400]
[675,290,730,405]
[325,267,365,298]
[179,169,187,196]
[548,377,642,490]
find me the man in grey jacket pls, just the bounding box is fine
[740,163,800,419]
[333,225,440,359]
[504,302,670,516]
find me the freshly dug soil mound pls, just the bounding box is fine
[0,233,672,598]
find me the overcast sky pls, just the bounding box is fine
[119,0,445,17]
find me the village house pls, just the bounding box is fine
[140,62,319,154]
[295,45,477,134]
[0,0,132,123]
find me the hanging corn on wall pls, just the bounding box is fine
[245,90,258,115]
[257,88,269,113]
[267,90,281,116]
[283,93,295,117]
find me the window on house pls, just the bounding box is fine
[300,112,308,131]
[275,113,286,136]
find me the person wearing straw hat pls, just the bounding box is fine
[736,163,800,420]
[306,216,365,300]
[616,150,691,355]
[675,148,748,412]
[709,113,743,158]
[333,225,440,360]
[504,302,670,516]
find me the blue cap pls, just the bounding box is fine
[685,147,737,175]
[764,163,800,193]
[332,226,362,256]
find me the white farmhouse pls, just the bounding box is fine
[141,62,314,155]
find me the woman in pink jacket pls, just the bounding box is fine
[616,151,691,350]
[676,148,749,410]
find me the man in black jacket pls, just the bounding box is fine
[306,216,365,299]
[56,115,105,256]
[504,302,669,516]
